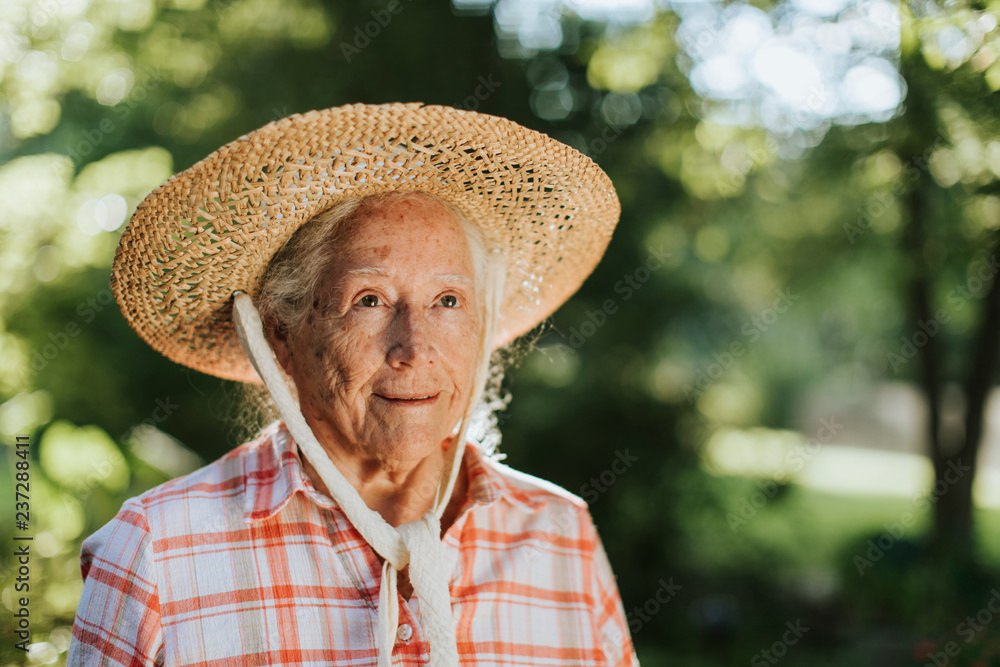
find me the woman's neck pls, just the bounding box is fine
[299,435,469,531]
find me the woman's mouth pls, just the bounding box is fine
[374,393,440,406]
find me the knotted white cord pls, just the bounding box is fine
[232,292,460,667]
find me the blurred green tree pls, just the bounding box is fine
[3,0,1000,665]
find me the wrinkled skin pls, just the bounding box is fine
[269,194,481,531]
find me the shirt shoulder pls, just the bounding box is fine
[125,423,289,540]
[144,425,269,494]
[466,451,599,547]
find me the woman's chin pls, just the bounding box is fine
[365,427,451,465]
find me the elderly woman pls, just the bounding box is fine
[69,104,636,666]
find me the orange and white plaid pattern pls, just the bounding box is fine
[69,422,639,666]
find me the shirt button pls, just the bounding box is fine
[397,623,413,642]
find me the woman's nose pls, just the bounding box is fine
[386,304,435,368]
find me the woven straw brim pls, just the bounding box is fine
[111,103,620,383]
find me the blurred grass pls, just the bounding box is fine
[635,473,1000,667]
[683,473,1000,570]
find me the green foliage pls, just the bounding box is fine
[2,0,1000,664]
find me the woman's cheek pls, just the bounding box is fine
[437,308,480,338]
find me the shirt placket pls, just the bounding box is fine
[388,525,465,663]
[321,505,438,663]
[390,593,425,661]
[295,438,498,664]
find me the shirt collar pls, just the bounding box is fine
[242,421,506,524]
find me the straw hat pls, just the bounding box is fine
[111,102,620,382]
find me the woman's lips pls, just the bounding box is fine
[374,393,440,407]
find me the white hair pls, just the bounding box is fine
[254,191,509,456]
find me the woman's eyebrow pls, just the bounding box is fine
[343,269,472,285]
[331,267,391,297]
[435,274,473,287]
[344,267,391,279]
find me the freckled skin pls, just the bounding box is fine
[268,196,480,531]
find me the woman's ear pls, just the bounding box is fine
[265,318,294,375]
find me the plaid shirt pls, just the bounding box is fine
[69,422,638,666]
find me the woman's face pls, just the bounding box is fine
[272,195,482,466]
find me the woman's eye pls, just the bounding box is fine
[438,295,459,308]
[358,294,380,307]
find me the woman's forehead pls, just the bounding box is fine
[315,203,478,294]
[332,199,475,264]
[342,267,473,286]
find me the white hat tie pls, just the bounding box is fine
[232,291,462,667]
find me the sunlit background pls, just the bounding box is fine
[2,0,1000,664]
